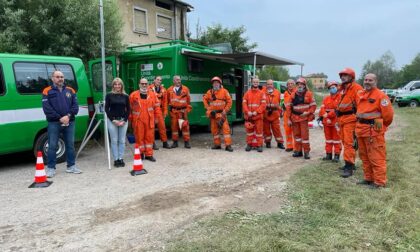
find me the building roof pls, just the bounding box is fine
[173,0,193,11]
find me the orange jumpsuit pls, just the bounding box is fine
[263,88,284,144]
[203,87,233,146]
[129,90,159,157]
[242,88,266,147]
[148,84,168,142]
[285,91,316,153]
[167,84,192,141]
[355,88,394,186]
[319,93,342,155]
[283,89,295,149]
[336,82,363,165]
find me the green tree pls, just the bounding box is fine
[190,23,257,53]
[257,65,290,81]
[358,51,398,88]
[0,0,123,63]
[396,53,420,86]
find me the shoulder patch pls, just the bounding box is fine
[381,98,389,107]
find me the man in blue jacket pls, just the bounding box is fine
[42,70,81,177]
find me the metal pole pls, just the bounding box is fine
[99,0,112,170]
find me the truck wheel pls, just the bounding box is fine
[409,100,419,108]
[34,132,66,164]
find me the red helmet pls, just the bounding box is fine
[327,81,339,88]
[245,121,255,130]
[211,76,222,84]
[339,68,356,79]
[296,77,307,85]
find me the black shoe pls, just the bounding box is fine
[340,162,354,178]
[257,146,263,152]
[292,151,303,157]
[211,145,222,150]
[304,152,310,159]
[245,145,252,152]
[369,183,385,189]
[285,148,293,152]
[145,156,156,162]
[171,141,178,148]
[357,180,373,186]
[153,142,159,150]
[184,141,191,149]
[277,143,285,149]
[265,142,271,148]
[332,154,340,163]
[322,153,333,161]
[120,159,125,167]
[162,142,171,149]
[225,145,233,152]
[114,160,120,167]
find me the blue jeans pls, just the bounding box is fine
[47,121,76,169]
[107,119,128,160]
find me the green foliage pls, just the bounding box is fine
[168,109,420,251]
[0,0,123,63]
[258,65,290,81]
[190,23,257,53]
[397,53,420,86]
[358,51,398,88]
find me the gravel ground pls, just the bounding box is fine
[0,120,330,251]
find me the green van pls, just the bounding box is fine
[0,54,95,162]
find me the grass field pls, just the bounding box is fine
[168,108,420,251]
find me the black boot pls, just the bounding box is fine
[145,156,156,162]
[357,180,373,186]
[257,146,263,152]
[304,152,310,159]
[152,142,159,150]
[225,145,233,152]
[211,145,222,150]
[332,154,340,163]
[285,148,293,152]
[171,141,178,148]
[277,143,285,149]
[120,159,125,167]
[292,151,303,157]
[184,141,191,149]
[162,142,171,149]
[114,160,120,167]
[322,153,333,161]
[245,145,252,152]
[141,153,145,160]
[265,142,271,148]
[340,162,354,178]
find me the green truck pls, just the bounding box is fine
[395,89,420,107]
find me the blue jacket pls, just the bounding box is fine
[42,84,79,122]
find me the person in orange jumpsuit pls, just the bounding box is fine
[203,76,233,152]
[129,78,159,162]
[336,68,363,177]
[319,81,342,162]
[282,79,296,152]
[243,77,267,152]
[355,73,394,188]
[285,77,316,159]
[149,76,171,149]
[167,75,192,148]
[263,79,285,149]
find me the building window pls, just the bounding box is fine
[156,14,173,39]
[133,7,148,34]
[155,0,173,11]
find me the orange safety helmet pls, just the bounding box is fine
[339,68,356,79]
[211,76,222,84]
[296,77,307,85]
[244,121,255,130]
[327,80,339,88]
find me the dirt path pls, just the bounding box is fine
[0,116,399,251]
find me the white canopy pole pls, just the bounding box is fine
[99,0,111,170]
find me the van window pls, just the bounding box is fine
[188,57,203,73]
[13,62,78,94]
[0,64,5,95]
[91,61,114,92]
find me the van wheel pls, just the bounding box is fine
[409,100,419,108]
[34,132,66,164]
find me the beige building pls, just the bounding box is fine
[304,73,328,90]
[117,0,193,46]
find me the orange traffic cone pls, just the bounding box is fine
[29,151,53,188]
[130,144,147,176]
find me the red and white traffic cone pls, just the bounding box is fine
[28,151,53,188]
[130,144,147,176]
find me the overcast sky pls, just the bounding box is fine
[186,0,420,80]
